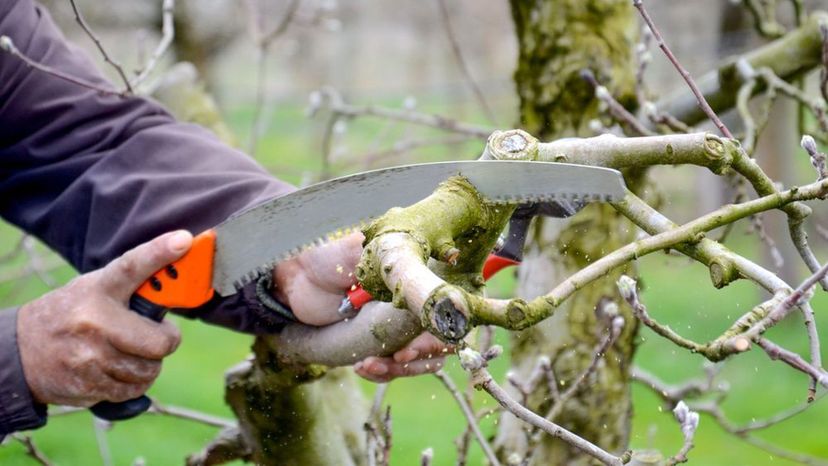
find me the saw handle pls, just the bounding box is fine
[90,230,217,422]
[344,253,518,313]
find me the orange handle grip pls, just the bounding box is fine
[134,229,217,310]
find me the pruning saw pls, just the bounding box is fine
[91,159,627,421]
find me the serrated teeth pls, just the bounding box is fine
[228,220,375,292]
[485,191,618,206]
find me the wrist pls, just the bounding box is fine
[256,272,296,322]
[0,308,48,434]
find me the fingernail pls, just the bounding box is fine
[395,349,418,363]
[168,230,193,252]
[369,362,388,375]
[354,362,363,371]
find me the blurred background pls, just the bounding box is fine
[1,0,828,464]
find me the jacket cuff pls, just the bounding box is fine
[0,309,47,436]
[180,279,290,335]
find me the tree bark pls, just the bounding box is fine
[495,1,640,464]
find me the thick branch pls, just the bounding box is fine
[655,11,828,127]
[265,301,422,366]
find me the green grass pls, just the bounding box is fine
[2,102,828,465]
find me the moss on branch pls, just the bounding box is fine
[354,136,828,338]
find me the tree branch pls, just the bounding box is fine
[69,0,133,93]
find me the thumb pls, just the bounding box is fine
[98,230,193,301]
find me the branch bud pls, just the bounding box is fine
[506,453,523,466]
[801,135,827,181]
[594,85,610,101]
[801,135,818,155]
[616,275,638,304]
[673,401,700,439]
[420,447,434,466]
[0,35,13,52]
[458,348,486,371]
[642,101,658,119]
[483,344,503,361]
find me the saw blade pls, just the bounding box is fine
[212,160,626,295]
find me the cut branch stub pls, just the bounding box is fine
[702,134,736,175]
[482,129,539,161]
[708,256,741,289]
[357,176,514,341]
[423,284,472,343]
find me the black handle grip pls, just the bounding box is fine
[89,294,167,422]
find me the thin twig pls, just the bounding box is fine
[246,0,302,156]
[546,316,625,421]
[666,401,699,465]
[635,25,652,106]
[633,0,734,139]
[743,0,786,38]
[149,400,236,429]
[434,370,501,466]
[92,417,113,466]
[473,366,624,466]
[131,0,175,88]
[0,36,123,96]
[308,87,494,138]
[819,20,828,101]
[22,236,57,288]
[435,0,497,125]
[755,337,828,390]
[634,370,828,466]
[735,260,828,345]
[10,435,54,466]
[582,69,654,136]
[69,0,133,93]
[749,214,784,270]
[356,135,474,169]
[459,348,625,466]
[0,234,26,263]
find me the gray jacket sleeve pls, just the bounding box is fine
[0,0,296,434]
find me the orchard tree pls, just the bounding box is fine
[2,1,828,465]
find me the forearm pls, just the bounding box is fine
[0,0,294,331]
[0,0,292,270]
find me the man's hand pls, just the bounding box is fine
[17,231,190,407]
[273,232,453,380]
[354,333,452,383]
[273,232,363,326]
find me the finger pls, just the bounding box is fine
[393,333,454,363]
[98,230,193,301]
[298,232,364,291]
[106,313,182,360]
[356,357,445,383]
[354,357,393,383]
[101,347,163,384]
[70,373,151,407]
[97,376,152,403]
[281,272,345,326]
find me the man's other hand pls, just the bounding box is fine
[273,232,453,381]
[354,333,452,383]
[272,232,364,326]
[17,231,189,407]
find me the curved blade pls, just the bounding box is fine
[212,160,626,295]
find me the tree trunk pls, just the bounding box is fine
[223,340,369,466]
[495,1,640,464]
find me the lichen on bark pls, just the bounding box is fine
[223,339,368,466]
[356,176,515,342]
